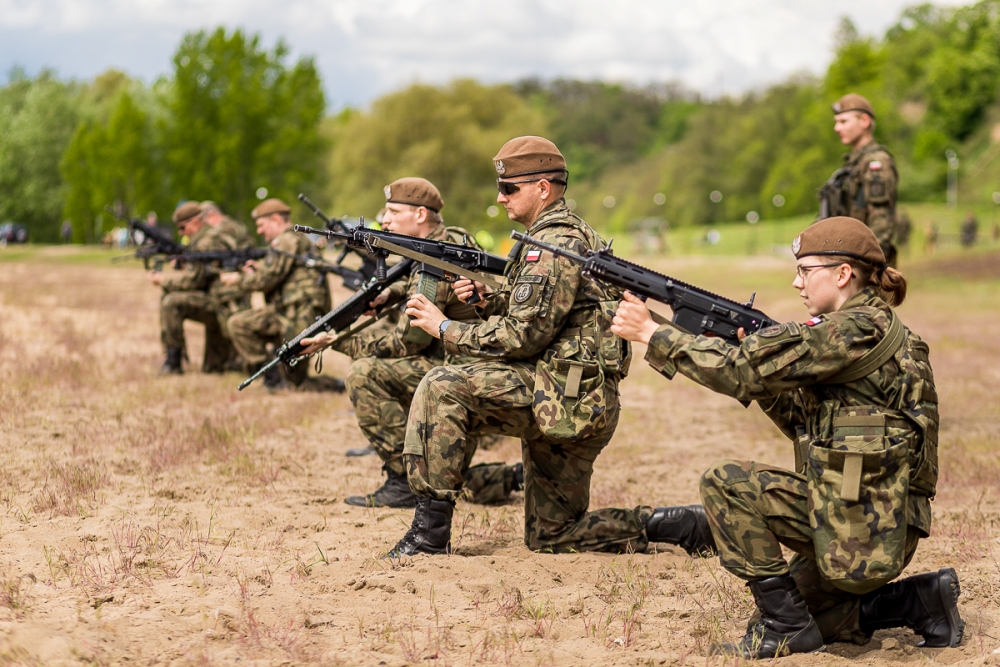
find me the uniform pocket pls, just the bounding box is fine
[532,357,613,442]
[806,435,909,594]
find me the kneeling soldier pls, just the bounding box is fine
[221,198,332,390]
[301,178,521,507]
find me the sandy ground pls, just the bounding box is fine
[0,246,998,667]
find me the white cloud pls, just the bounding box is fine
[0,0,968,105]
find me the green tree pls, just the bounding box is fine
[160,27,326,222]
[0,68,82,241]
[326,80,547,234]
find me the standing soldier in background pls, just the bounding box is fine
[818,94,900,266]
[220,198,333,391]
[148,201,239,375]
[299,178,522,508]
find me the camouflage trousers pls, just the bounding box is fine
[700,459,921,643]
[403,361,651,553]
[160,290,234,373]
[227,305,308,385]
[346,356,513,505]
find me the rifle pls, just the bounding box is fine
[293,224,506,304]
[268,247,370,290]
[818,166,852,220]
[298,193,378,287]
[238,259,415,390]
[106,207,185,269]
[510,231,776,345]
[173,247,269,271]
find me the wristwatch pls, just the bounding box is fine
[438,319,452,338]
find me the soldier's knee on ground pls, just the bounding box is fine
[227,310,254,338]
[345,357,376,395]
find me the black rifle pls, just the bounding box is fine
[173,247,269,271]
[293,224,506,304]
[238,259,415,390]
[298,193,378,287]
[511,231,776,344]
[107,207,185,269]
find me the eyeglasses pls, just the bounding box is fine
[795,263,844,279]
[496,178,566,196]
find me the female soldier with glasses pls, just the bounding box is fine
[612,216,962,659]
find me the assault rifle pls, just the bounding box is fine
[107,207,185,269]
[510,231,776,344]
[293,224,506,304]
[298,193,378,287]
[238,259,415,390]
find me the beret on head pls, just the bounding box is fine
[832,93,875,119]
[793,217,886,266]
[172,201,202,224]
[493,136,567,179]
[200,200,221,212]
[251,198,291,220]
[383,177,444,212]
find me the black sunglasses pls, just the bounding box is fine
[496,178,566,196]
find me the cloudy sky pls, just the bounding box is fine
[0,0,965,107]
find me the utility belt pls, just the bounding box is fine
[799,405,915,594]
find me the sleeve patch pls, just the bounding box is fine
[869,161,882,170]
[805,316,823,327]
[515,274,546,285]
[525,250,542,262]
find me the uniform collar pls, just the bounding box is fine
[424,223,448,242]
[838,287,883,312]
[526,198,569,234]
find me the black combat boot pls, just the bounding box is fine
[263,364,287,391]
[158,346,183,375]
[509,462,524,493]
[385,498,454,558]
[345,469,418,508]
[710,575,825,658]
[345,445,376,457]
[859,568,964,648]
[646,505,716,556]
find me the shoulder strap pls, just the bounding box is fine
[824,310,906,384]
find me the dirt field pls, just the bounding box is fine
[1,246,998,667]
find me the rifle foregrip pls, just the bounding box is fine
[375,255,387,282]
[467,288,482,305]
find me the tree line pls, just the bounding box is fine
[3,1,1000,242]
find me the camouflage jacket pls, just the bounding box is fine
[160,223,236,295]
[234,228,331,321]
[818,141,898,252]
[216,216,255,249]
[335,223,481,361]
[645,288,937,535]
[441,199,630,378]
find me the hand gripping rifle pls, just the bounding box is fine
[510,231,776,344]
[237,259,415,390]
[292,224,507,304]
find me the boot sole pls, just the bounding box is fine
[919,567,964,648]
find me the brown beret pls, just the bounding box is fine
[200,200,221,212]
[172,201,202,224]
[832,93,875,119]
[251,198,291,219]
[793,217,885,266]
[493,136,567,179]
[383,177,444,212]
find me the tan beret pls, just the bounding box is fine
[832,93,875,118]
[172,201,202,224]
[200,200,221,212]
[383,177,443,212]
[793,217,885,266]
[493,136,567,179]
[251,198,291,219]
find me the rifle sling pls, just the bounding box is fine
[369,238,504,290]
[328,308,394,346]
[823,310,905,384]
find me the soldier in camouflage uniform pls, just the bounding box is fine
[200,201,255,249]
[220,198,331,390]
[819,94,900,266]
[148,201,239,374]
[298,178,521,508]
[389,137,713,559]
[612,217,963,658]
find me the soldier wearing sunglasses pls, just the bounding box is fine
[390,136,714,558]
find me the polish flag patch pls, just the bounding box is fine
[805,316,823,327]
[525,250,542,262]
[869,160,883,170]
